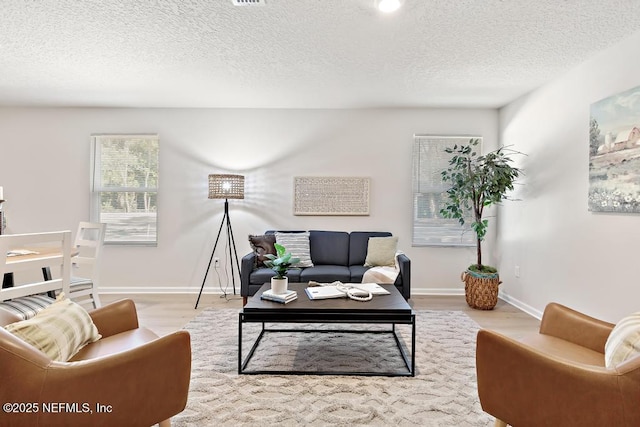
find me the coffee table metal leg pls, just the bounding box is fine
[239,317,268,374]
[238,313,243,374]
[391,315,415,376]
[411,314,416,376]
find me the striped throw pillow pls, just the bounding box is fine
[4,295,101,361]
[275,232,314,268]
[604,312,640,368]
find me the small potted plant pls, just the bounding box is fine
[440,138,523,309]
[263,243,300,294]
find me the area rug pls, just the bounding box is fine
[174,309,492,427]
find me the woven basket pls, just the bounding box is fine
[461,269,500,310]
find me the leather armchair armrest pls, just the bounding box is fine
[89,299,139,338]
[396,253,411,299]
[476,328,625,426]
[241,252,256,297]
[37,330,191,427]
[539,302,614,353]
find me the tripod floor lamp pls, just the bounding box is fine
[195,174,244,309]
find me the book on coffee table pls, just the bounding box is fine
[261,289,298,304]
[305,283,390,300]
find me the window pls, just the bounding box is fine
[412,135,477,247]
[90,134,159,245]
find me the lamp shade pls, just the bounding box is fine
[208,174,244,199]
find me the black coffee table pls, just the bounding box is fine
[238,282,415,376]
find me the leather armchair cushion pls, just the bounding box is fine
[520,333,605,366]
[248,234,276,267]
[69,327,160,361]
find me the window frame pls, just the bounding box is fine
[90,134,159,246]
[412,134,479,247]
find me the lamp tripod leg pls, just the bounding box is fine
[225,209,241,295]
[194,209,227,309]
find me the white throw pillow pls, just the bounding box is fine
[364,236,398,267]
[604,312,640,368]
[274,232,314,267]
[4,295,101,361]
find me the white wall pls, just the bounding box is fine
[0,107,497,295]
[498,30,640,322]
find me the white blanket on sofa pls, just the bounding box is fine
[361,252,402,284]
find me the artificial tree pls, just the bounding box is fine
[440,138,522,308]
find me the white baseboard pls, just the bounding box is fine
[411,287,465,296]
[101,285,466,296]
[100,286,542,319]
[498,291,543,320]
[100,286,235,295]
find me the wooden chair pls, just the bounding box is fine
[0,231,72,318]
[68,222,106,309]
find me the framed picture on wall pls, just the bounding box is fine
[589,85,640,213]
[293,176,370,216]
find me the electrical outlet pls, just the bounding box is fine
[515,265,520,278]
[214,257,220,268]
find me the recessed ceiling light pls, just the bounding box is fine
[232,0,265,5]
[377,0,401,13]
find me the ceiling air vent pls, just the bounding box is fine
[232,0,265,5]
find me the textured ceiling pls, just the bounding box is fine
[1,0,639,109]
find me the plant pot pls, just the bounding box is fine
[461,269,501,310]
[271,277,288,295]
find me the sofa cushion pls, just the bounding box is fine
[248,234,277,267]
[349,265,370,283]
[250,267,302,285]
[349,232,392,266]
[300,265,351,283]
[275,232,314,267]
[4,296,101,361]
[364,236,398,267]
[309,230,349,265]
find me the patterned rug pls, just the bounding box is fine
[174,309,492,427]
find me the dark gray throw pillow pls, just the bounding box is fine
[248,234,277,268]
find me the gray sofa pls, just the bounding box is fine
[241,230,411,303]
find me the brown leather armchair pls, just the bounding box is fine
[0,299,191,427]
[476,302,640,427]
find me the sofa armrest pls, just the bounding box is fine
[476,328,625,426]
[89,299,139,338]
[35,331,192,427]
[539,302,614,353]
[396,253,411,299]
[241,252,257,297]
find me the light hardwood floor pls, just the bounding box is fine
[101,293,540,338]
